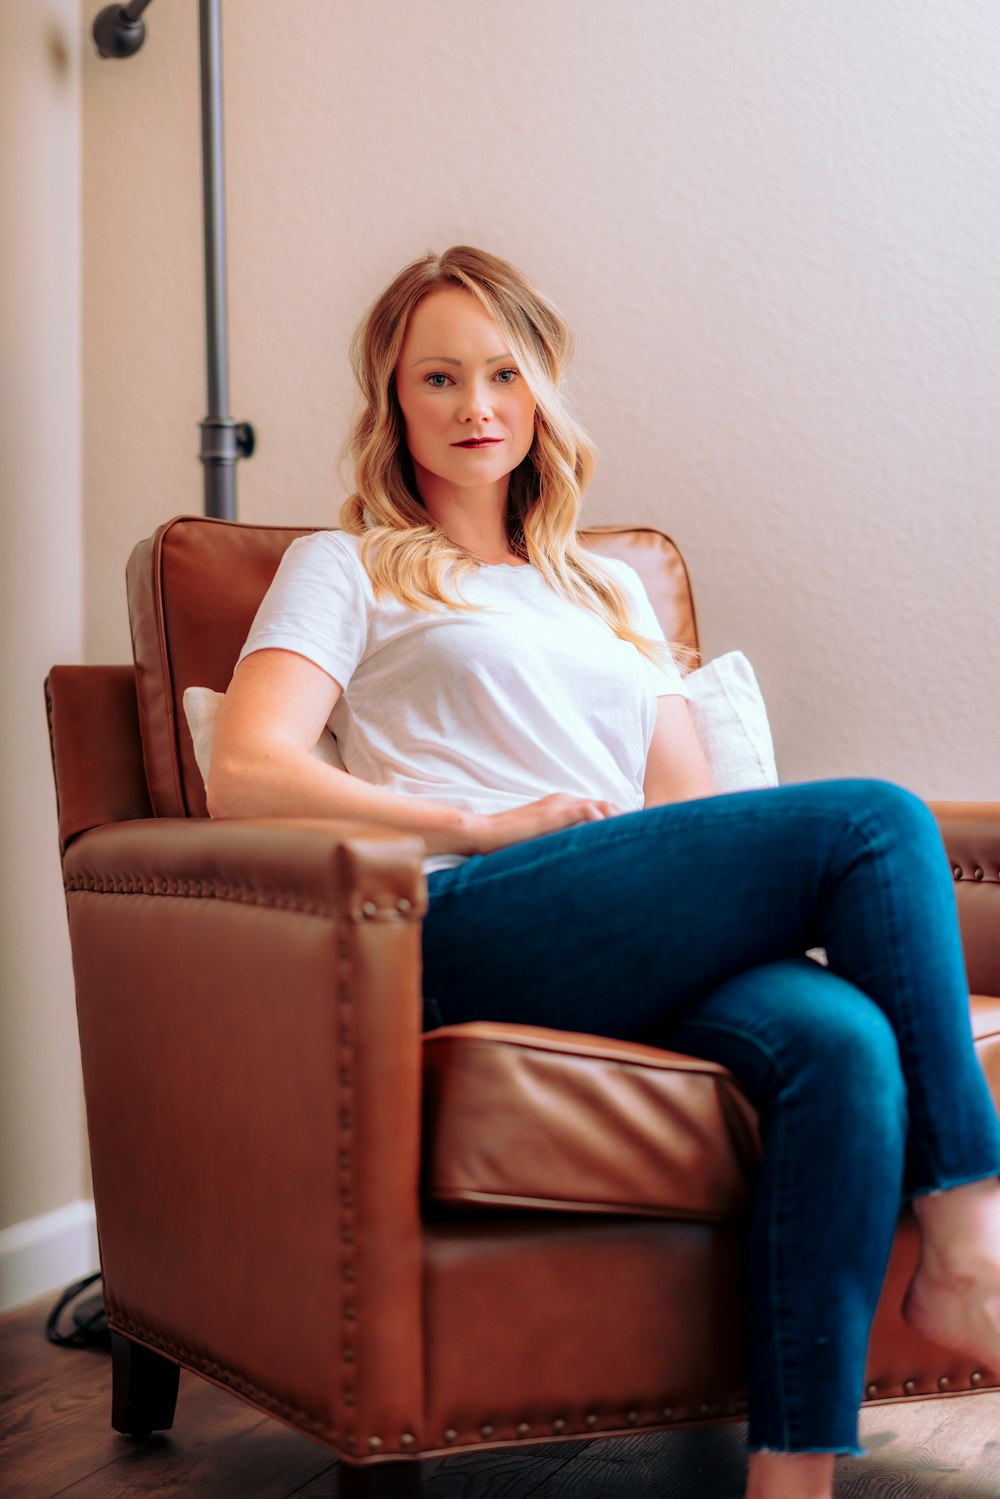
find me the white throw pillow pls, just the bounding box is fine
[181,686,346,787]
[680,649,779,794]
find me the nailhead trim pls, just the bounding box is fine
[63,874,425,922]
[421,1396,764,1452]
[952,864,1000,883]
[889,1374,995,1400]
[104,1312,337,1440]
[338,924,358,1449]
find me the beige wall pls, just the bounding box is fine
[82,0,1000,800]
[0,2,85,1234]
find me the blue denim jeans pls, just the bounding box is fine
[421,778,1000,1454]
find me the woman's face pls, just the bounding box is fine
[394,286,537,503]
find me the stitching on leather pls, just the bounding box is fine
[63,876,337,915]
[424,1032,730,1075]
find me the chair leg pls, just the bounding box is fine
[110,1329,180,1436]
[338,1458,421,1497]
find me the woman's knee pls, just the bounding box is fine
[800,981,905,1107]
[835,776,941,849]
[680,960,906,1111]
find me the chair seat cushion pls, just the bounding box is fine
[421,1021,762,1222]
[422,998,1000,1222]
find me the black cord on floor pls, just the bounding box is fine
[45,1271,110,1351]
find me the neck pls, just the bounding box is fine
[415,475,517,564]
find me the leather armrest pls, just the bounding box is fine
[63,816,426,1449]
[930,802,1000,998]
[62,815,428,919]
[46,665,152,853]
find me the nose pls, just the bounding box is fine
[458,377,494,424]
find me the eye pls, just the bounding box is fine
[495,367,519,384]
[423,372,453,388]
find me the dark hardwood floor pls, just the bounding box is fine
[2,1294,999,1498]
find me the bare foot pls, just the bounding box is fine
[746,1450,834,1499]
[902,1265,1000,1366]
[903,1177,1000,1370]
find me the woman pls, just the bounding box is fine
[209,245,1000,1499]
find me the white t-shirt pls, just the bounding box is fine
[238,530,691,875]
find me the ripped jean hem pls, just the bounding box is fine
[904,1167,1000,1205]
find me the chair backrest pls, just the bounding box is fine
[126,515,701,820]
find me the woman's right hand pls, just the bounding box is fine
[468,794,626,855]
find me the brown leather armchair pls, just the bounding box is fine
[46,516,1000,1496]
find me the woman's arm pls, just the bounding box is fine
[207,648,476,856]
[209,648,629,858]
[642,693,716,807]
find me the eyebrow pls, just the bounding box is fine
[412,353,513,367]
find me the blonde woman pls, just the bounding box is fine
[209,246,1000,1499]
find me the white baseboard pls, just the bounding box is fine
[0,1199,99,1314]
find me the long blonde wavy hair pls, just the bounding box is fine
[337,245,689,672]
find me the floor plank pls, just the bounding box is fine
[530,1425,748,1498]
[50,1418,335,1499]
[3,1294,1000,1497]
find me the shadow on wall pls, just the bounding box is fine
[45,20,71,81]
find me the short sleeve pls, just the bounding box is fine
[236,532,370,689]
[610,560,691,699]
